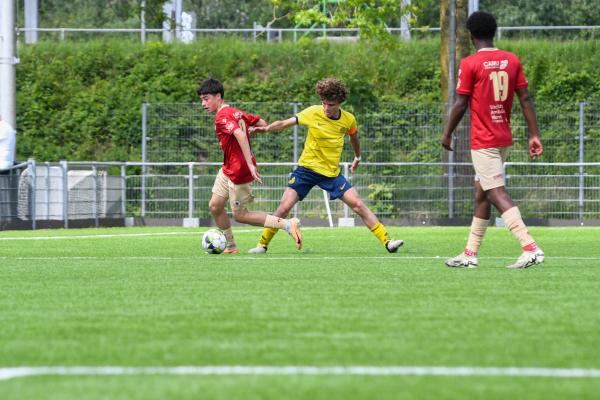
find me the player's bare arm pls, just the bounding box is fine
[441,94,470,151]
[516,87,543,160]
[248,119,267,136]
[233,126,262,184]
[251,117,297,133]
[349,134,361,173]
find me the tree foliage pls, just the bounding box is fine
[270,0,417,41]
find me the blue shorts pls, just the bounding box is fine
[287,166,352,201]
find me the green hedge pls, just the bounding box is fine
[15,38,600,161]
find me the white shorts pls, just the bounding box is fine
[471,147,511,191]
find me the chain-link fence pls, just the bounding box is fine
[3,160,600,228]
[2,101,600,228]
[143,101,600,165]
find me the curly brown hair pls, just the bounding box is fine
[315,78,348,103]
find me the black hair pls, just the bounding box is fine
[466,11,497,40]
[197,78,224,98]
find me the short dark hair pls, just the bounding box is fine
[197,78,224,98]
[316,78,348,103]
[466,11,497,40]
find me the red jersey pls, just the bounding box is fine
[215,106,261,184]
[456,49,528,149]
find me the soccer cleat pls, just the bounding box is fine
[222,247,239,255]
[385,239,404,253]
[445,252,478,268]
[506,248,545,269]
[248,245,267,254]
[285,218,302,250]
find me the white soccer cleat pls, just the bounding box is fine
[248,245,267,254]
[386,239,404,253]
[285,218,302,250]
[506,248,545,269]
[445,252,478,268]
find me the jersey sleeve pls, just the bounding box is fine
[515,58,528,89]
[347,114,358,136]
[242,111,261,126]
[456,58,474,95]
[296,106,313,127]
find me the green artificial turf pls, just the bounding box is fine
[1,226,599,399]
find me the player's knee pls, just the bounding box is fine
[208,201,222,215]
[351,200,367,214]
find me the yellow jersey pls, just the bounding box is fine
[297,105,358,177]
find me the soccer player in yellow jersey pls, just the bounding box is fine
[248,78,404,254]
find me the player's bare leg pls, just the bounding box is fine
[341,188,403,253]
[208,193,238,253]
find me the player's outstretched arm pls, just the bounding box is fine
[248,119,267,136]
[516,88,543,160]
[250,117,297,134]
[233,125,262,184]
[440,94,469,151]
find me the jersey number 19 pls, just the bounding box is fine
[489,71,509,101]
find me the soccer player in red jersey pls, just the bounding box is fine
[198,78,302,253]
[441,11,544,269]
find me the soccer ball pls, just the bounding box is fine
[202,228,227,254]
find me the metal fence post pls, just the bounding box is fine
[60,160,69,228]
[579,101,586,220]
[28,158,37,230]
[188,162,194,219]
[292,102,299,163]
[448,155,455,219]
[120,164,127,218]
[92,165,99,227]
[140,0,146,45]
[45,162,51,219]
[141,103,148,217]
[343,162,350,219]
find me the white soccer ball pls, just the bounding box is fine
[202,228,227,254]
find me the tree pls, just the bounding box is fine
[440,0,470,218]
[270,0,417,41]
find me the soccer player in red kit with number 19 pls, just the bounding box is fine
[441,11,544,269]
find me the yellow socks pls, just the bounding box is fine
[370,222,391,247]
[501,206,536,249]
[258,215,291,248]
[258,227,278,248]
[465,217,489,255]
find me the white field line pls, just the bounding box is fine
[0,229,265,241]
[1,256,600,261]
[1,366,600,381]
